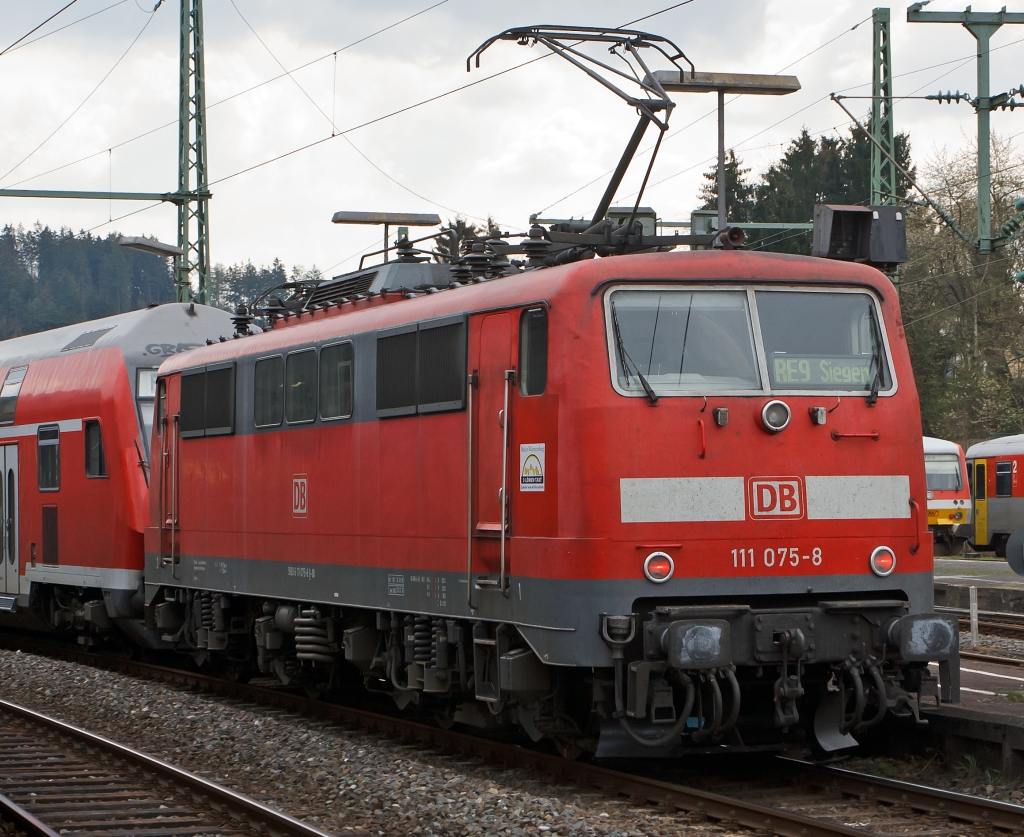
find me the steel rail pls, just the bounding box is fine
[0,696,337,837]
[781,758,1024,832]
[5,633,1024,836]
[0,791,62,837]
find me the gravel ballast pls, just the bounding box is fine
[0,649,739,837]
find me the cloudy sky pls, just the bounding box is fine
[0,0,1021,281]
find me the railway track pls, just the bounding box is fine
[0,633,1022,837]
[937,605,1024,640]
[0,695,337,837]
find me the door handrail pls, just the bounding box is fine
[499,369,514,596]
[466,371,476,608]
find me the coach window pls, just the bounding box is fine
[136,368,158,453]
[37,425,59,491]
[0,366,28,425]
[254,356,284,427]
[519,308,548,396]
[320,342,354,420]
[286,349,318,423]
[996,461,1013,497]
[84,420,107,478]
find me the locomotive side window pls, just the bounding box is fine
[975,462,987,500]
[84,420,106,478]
[925,454,962,491]
[286,350,318,423]
[254,356,284,427]
[320,342,354,420]
[519,308,548,396]
[996,461,1013,497]
[756,291,891,392]
[0,366,28,425]
[37,426,59,491]
[608,290,760,393]
[179,364,236,438]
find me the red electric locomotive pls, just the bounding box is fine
[141,244,958,755]
[0,303,239,640]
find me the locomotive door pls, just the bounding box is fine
[470,313,514,589]
[974,461,989,546]
[158,382,180,573]
[0,446,18,594]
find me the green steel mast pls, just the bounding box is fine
[177,0,210,303]
[908,3,1024,254]
[870,7,896,206]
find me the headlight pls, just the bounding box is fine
[926,490,934,500]
[761,400,791,433]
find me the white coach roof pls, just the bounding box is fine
[966,434,1024,460]
[923,436,962,456]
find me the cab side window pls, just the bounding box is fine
[519,308,548,396]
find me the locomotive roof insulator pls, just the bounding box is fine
[230,304,253,337]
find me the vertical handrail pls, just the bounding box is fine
[170,415,179,578]
[466,372,475,608]
[909,498,921,555]
[697,418,707,459]
[159,418,168,567]
[499,370,513,595]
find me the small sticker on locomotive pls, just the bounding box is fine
[520,444,545,492]
[388,574,405,596]
[748,477,804,519]
[292,475,308,517]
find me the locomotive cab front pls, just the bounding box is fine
[574,253,958,754]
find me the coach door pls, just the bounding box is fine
[470,313,514,592]
[0,446,18,594]
[974,460,989,546]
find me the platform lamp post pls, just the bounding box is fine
[117,236,188,301]
[331,211,442,263]
[645,72,801,232]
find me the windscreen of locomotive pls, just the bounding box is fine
[754,291,891,391]
[610,290,760,391]
[925,454,963,491]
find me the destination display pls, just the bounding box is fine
[770,355,874,389]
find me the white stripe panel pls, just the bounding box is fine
[805,475,911,519]
[0,419,82,440]
[620,477,745,523]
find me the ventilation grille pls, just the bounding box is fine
[304,273,376,309]
[62,327,115,352]
[418,322,465,412]
[376,330,418,416]
[42,506,58,566]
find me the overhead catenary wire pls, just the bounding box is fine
[3,0,453,190]
[0,1,126,56]
[0,0,80,57]
[0,10,157,184]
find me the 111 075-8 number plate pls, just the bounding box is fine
[731,546,823,569]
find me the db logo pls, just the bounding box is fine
[748,477,804,519]
[292,475,308,518]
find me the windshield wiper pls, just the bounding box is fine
[866,303,882,407]
[610,301,658,406]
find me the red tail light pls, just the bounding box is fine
[869,546,896,577]
[644,551,675,583]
